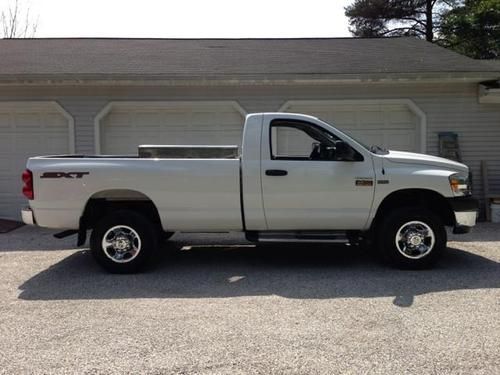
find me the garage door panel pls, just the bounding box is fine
[357,111,384,126]
[347,131,384,148]
[384,131,416,151]
[191,112,223,124]
[107,131,243,149]
[323,112,356,125]
[285,102,418,152]
[214,112,244,124]
[388,110,414,124]
[101,102,245,154]
[275,127,314,156]
[347,130,416,151]
[0,105,70,219]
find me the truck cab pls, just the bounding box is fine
[242,113,376,231]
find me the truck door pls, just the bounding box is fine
[260,116,375,230]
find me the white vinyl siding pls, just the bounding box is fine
[421,96,500,202]
[0,103,71,219]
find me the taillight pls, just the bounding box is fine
[22,169,34,200]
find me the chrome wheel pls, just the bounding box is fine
[101,225,142,263]
[395,221,435,259]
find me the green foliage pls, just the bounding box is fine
[440,0,500,59]
[345,0,452,41]
[345,0,499,59]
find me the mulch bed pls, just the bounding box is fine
[0,218,25,233]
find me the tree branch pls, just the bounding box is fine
[379,27,426,36]
[9,0,19,38]
[1,0,38,38]
[397,17,427,27]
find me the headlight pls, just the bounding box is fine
[449,173,471,196]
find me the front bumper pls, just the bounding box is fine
[21,207,35,225]
[447,197,478,234]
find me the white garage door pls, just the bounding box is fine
[99,102,246,154]
[282,101,420,152]
[0,103,71,219]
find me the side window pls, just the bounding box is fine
[272,125,318,159]
[270,120,363,161]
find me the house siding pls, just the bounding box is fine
[1,82,499,211]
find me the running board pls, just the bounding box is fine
[249,231,350,243]
[53,229,78,239]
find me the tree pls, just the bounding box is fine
[1,0,38,38]
[345,0,457,42]
[440,0,500,59]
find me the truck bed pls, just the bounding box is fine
[27,154,243,231]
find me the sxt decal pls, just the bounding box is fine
[40,172,89,179]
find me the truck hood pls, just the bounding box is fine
[382,150,468,173]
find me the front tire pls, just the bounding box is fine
[90,210,159,273]
[377,208,446,269]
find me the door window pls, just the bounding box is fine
[270,119,362,161]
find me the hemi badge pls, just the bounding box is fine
[378,180,390,184]
[355,179,373,187]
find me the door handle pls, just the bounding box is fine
[265,169,288,176]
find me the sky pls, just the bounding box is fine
[1,0,353,38]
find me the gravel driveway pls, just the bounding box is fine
[0,224,499,374]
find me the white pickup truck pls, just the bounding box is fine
[22,113,477,273]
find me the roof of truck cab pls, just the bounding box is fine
[254,112,320,120]
[0,37,497,83]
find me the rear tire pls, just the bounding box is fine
[376,207,446,269]
[90,210,159,273]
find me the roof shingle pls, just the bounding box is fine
[0,37,497,80]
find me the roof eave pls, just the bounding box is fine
[0,72,498,86]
